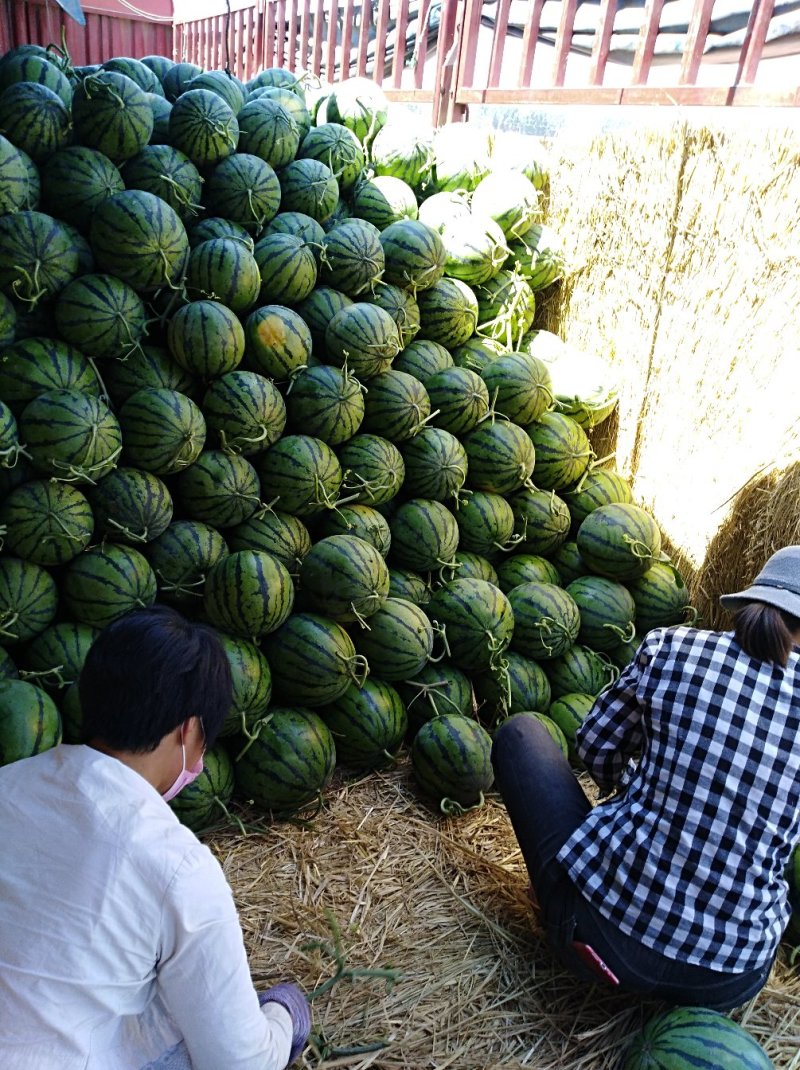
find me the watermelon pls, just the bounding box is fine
[481,351,553,427]
[72,71,153,163]
[254,232,318,304]
[298,534,390,624]
[417,190,470,233]
[401,428,467,503]
[203,549,294,637]
[0,337,100,415]
[140,54,175,82]
[510,487,571,556]
[627,561,694,633]
[162,61,203,102]
[0,479,94,566]
[0,292,15,345]
[285,364,364,446]
[455,491,516,558]
[322,296,403,390]
[507,582,581,661]
[366,283,420,348]
[431,123,491,193]
[245,304,313,381]
[54,273,147,360]
[103,346,196,406]
[186,238,261,313]
[440,214,509,286]
[475,270,536,348]
[319,219,384,297]
[426,367,491,436]
[176,450,262,529]
[525,331,619,430]
[396,661,473,733]
[119,388,206,475]
[218,634,272,738]
[102,56,164,96]
[470,170,540,239]
[563,469,634,528]
[389,498,459,573]
[228,510,311,575]
[527,411,593,491]
[170,744,235,832]
[608,633,643,671]
[443,551,499,586]
[90,189,189,293]
[266,211,325,259]
[0,400,21,469]
[146,520,228,605]
[352,175,418,230]
[88,467,172,544]
[0,140,38,214]
[0,51,73,105]
[550,540,589,586]
[507,224,567,291]
[392,338,453,383]
[620,1007,775,1070]
[462,421,535,496]
[546,692,595,762]
[167,300,245,378]
[567,575,638,651]
[255,435,343,518]
[299,123,364,193]
[168,88,239,167]
[187,69,246,113]
[412,713,494,814]
[544,644,618,700]
[339,433,406,506]
[21,389,122,484]
[278,158,339,222]
[0,211,80,308]
[205,153,282,232]
[427,578,514,672]
[369,123,434,189]
[234,706,336,813]
[475,650,552,723]
[203,371,286,456]
[18,621,99,693]
[0,557,58,645]
[62,543,156,627]
[577,503,663,582]
[264,612,368,706]
[319,678,407,769]
[189,216,255,250]
[387,567,430,607]
[495,554,560,592]
[40,146,125,232]
[237,98,300,169]
[0,680,60,766]
[416,277,479,349]
[122,144,203,221]
[361,369,431,442]
[248,68,305,96]
[258,86,310,140]
[351,597,434,681]
[380,219,446,293]
[148,94,172,144]
[0,82,71,163]
[317,505,391,558]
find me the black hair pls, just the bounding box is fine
[79,605,232,753]
[733,602,800,667]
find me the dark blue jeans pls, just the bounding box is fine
[491,714,773,1011]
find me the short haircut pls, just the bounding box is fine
[733,602,800,667]
[79,605,232,752]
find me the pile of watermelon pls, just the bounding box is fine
[0,45,696,832]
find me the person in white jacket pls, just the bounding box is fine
[0,604,311,1070]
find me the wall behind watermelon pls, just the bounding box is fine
[533,121,800,627]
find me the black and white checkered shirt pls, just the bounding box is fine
[557,625,800,972]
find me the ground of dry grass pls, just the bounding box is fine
[207,759,800,1070]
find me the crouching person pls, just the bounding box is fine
[0,605,310,1070]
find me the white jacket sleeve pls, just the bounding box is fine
[155,844,294,1070]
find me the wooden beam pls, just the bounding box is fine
[737,0,776,85]
[552,0,579,87]
[588,0,618,86]
[631,0,665,85]
[679,0,715,85]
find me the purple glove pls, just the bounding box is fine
[259,982,311,1065]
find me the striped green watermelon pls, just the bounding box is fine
[548,692,595,762]
[508,582,580,661]
[627,561,694,633]
[0,211,80,308]
[298,534,389,624]
[475,270,536,348]
[412,713,494,814]
[397,661,473,733]
[455,491,516,558]
[187,69,246,113]
[21,389,122,484]
[470,170,540,240]
[146,519,228,605]
[431,123,491,194]
[294,286,352,350]
[0,558,58,645]
[481,352,553,427]
[563,469,634,528]
[259,86,310,140]
[140,54,175,82]
[325,302,401,380]
[443,552,499,586]
[426,367,490,436]
[54,273,147,360]
[527,412,593,491]
[366,283,420,348]
[0,82,71,163]
[299,123,364,193]
[416,277,479,349]
[319,219,384,297]
[161,61,203,102]
[0,291,15,345]
[608,633,642,670]
[441,214,508,286]
[401,428,467,503]
[389,498,458,572]
[567,575,637,651]
[186,238,261,313]
[72,71,153,163]
[237,98,300,169]
[102,56,163,96]
[88,467,172,544]
[463,421,535,496]
[120,388,205,475]
[104,347,196,406]
[218,634,272,738]
[203,549,294,637]
[0,337,97,416]
[248,67,305,96]
[266,211,325,260]
[234,706,336,814]
[337,433,405,506]
[0,480,93,566]
[621,1007,775,1070]
[264,612,368,706]
[90,190,189,293]
[0,680,60,766]
[387,567,430,606]
[510,488,571,556]
[176,450,262,529]
[496,553,560,592]
[577,503,663,582]
[475,650,551,723]
[167,300,245,378]
[507,224,567,291]
[451,337,503,374]
[379,219,446,293]
[62,222,95,275]
[18,621,99,692]
[352,596,434,681]
[279,158,339,223]
[317,505,391,558]
[254,232,318,304]
[285,364,364,445]
[352,175,418,230]
[40,146,125,231]
[319,678,406,769]
[228,510,311,575]
[0,51,73,105]
[170,744,235,831]
[321,77,387,145]
[205,153,282,232]
[255,434,343,518]
[550,540,589,586]
[361,369,431,442]
[203,371,286,456]
[392,338,453,383]
[245,304,312,381]
[427,578,514,672]
[369,123,433,189]
[417,190,471,233]
[148,93,172,144]
[62,544,156,628]
[168,88,239,167]
[544,644,618,700]
[122,145,203,221]
[0,400,21,469]
[0,139,39,214]
[188,216,255,250]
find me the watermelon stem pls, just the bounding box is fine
[159,173,204,219]
[50,444,123,485]
[0,611,20,641]
[605,621,636,644]
[155,569,206,601]
[105,518,149,544]
[303,909,401,1002]
[11,261,47,309]
[87,358,111,407]
[440,792,485,816]
[340,652,369,688]
[19,665,69,689]
[429,620,451,661]
[622,533,656,561]
[211,795,248,836]
[1,441,30,468]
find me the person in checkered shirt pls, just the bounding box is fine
[492,545,800,1009]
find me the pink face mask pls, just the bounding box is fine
[162,726,204,802]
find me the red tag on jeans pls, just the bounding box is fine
[571,941,620,986]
